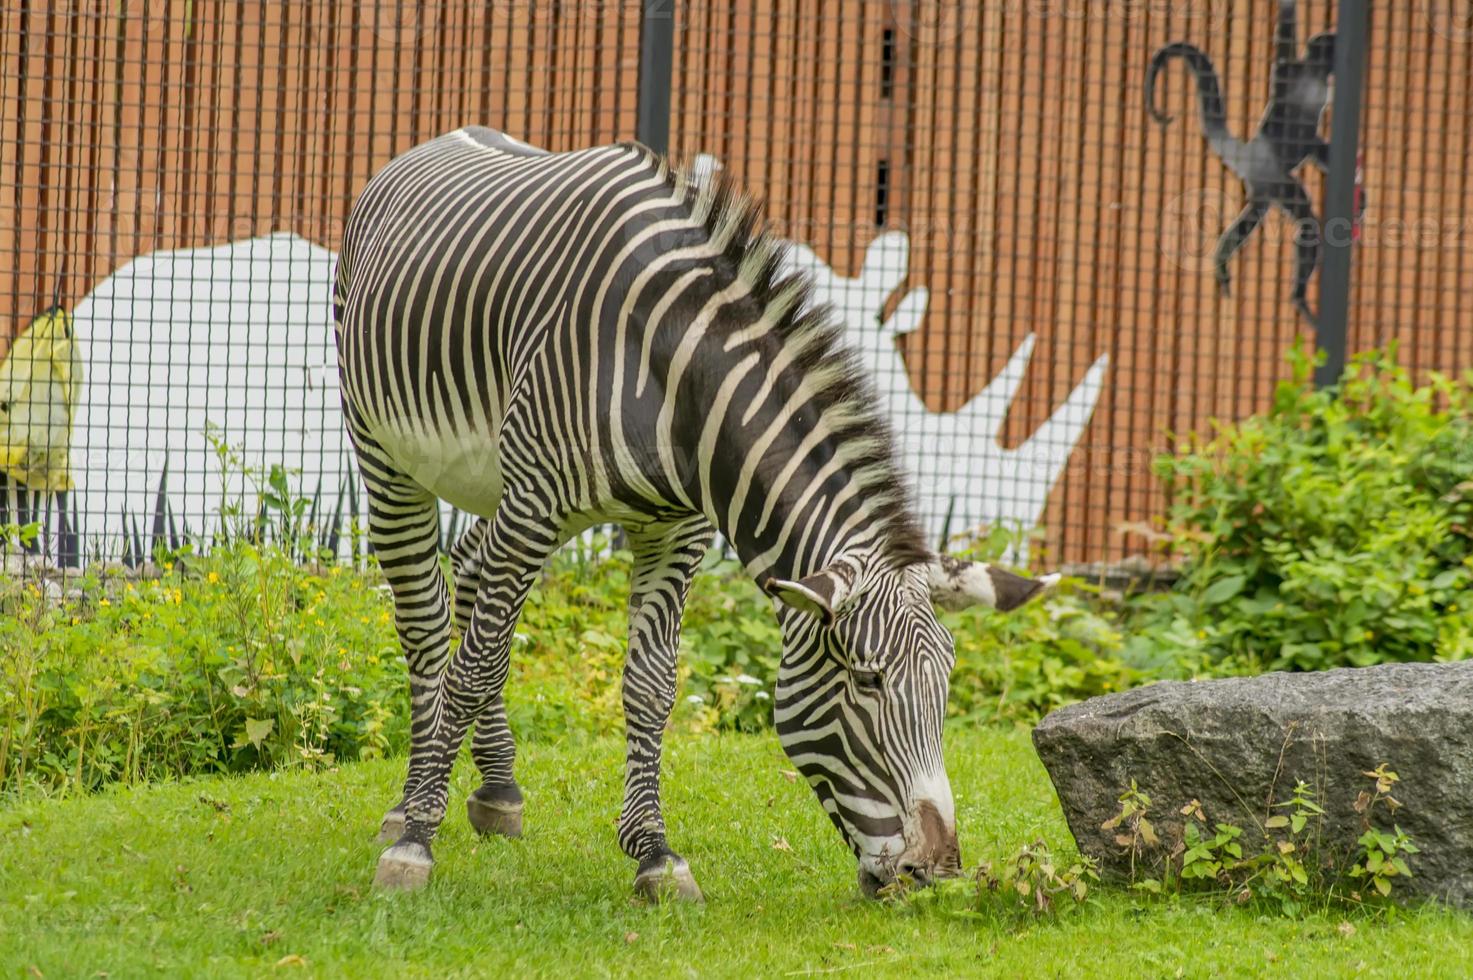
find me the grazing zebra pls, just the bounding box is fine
[335,127,1054,900]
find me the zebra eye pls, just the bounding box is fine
[0,401,8,414]
[852,668,883,694]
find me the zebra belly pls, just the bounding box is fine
[375,424,505,518]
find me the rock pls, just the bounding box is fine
[1032,661,1473,907]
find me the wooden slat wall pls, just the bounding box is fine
[1353,3,1473,377]
[1,0,642,345]
[669,0,1473,563]
[3,1,1472,564]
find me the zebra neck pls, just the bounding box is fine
[715,487,885,585]
[689,386,898,584]
[594,153,927,582]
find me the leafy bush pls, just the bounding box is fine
[1141,346,1473,674]
[506,544,782,737]
[1104,764,1420,917]
[944,584,1144,725]
[881,840,1099,921]
[0,546,409,794]
[936,528,1154,723]
[678,552,784,732]
[0,537,794,795]
[1,530,1136,795]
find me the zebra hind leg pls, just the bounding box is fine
[619,518,713,903]
[466,696,524,837]
[357,471,454,889]
[448,516,489,635]
[376,500,557,889]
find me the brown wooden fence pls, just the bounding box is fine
[4,1,1471,563]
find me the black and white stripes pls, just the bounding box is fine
[336,128,1051,898]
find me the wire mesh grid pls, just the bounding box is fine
[1,1,1470,575]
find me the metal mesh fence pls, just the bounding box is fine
[1,1,1470,573]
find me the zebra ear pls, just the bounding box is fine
[927,557,1059,613]
[764,568,854,626]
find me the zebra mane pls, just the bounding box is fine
[642,145,933,569]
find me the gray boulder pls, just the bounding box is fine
[1032,661,1473,907]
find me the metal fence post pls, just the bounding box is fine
[636,0,674,155]
[1314,0,1369,389]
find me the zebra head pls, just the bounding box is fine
[765,554,1052,894]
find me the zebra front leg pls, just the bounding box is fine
[375,503,558,890]
[448,520,524,835]
[620,519,713,902]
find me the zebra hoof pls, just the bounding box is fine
[634,855,704,903]
[466,785,524,838]
[373,841,433,891]
[377,807,406,844]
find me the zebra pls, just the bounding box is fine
[334,127,1055,900]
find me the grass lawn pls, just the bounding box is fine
[2,726,1469,978]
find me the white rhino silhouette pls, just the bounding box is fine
[695,154,1108,558]
[781,231,1108,557]
[11,155,1106,566]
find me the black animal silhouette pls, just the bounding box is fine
[1146,0,1335,321]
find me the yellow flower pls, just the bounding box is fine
[99,597,111,606]
[207,571,220,584]
[164,562,174,573]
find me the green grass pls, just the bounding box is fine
[2,727,1469,978]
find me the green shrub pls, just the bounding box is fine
[1141,345,1473,673]
[944,583,1143,725]
[0,538,792,795]
[2,532,1138,794]
[0,545,409,794]
[677,552,784,732]
[508,545,782,737]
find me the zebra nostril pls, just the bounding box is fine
[898,861,932,886]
